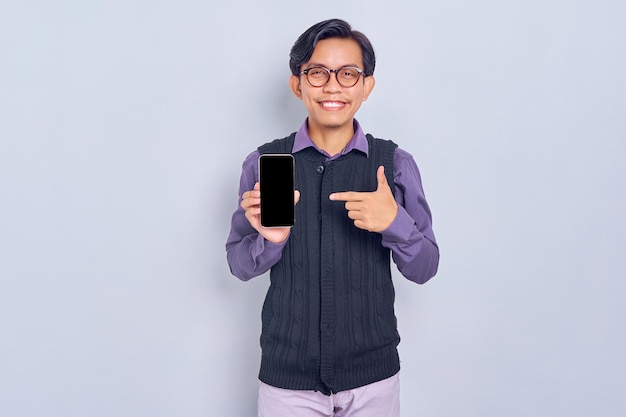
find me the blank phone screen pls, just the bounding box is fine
[259,154,295,227]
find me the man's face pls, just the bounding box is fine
[290,38,375,135]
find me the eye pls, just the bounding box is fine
[308,68,327,78]
[339,68,358,79]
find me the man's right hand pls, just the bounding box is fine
[240,182,300,244]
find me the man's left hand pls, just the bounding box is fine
[329,165,398,232]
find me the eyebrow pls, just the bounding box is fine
[303,62,361,70]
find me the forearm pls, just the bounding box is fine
[381,203,439,284]
[226,229,286,281]
[383,148,440,283]
[225,150,286,281]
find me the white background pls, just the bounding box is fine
[1,1,625,416]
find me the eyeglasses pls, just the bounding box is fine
[300,66,365,88]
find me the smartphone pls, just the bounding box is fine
[259,154,295,228]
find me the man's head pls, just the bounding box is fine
[289,19,376,77]
[288,19,376,136]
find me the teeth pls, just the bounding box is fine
[321,102,344,108]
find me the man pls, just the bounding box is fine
[225,18,439,417]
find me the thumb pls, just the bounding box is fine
[376,165,389,191]
[294,190,301,205]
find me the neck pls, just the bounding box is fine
[308,121,355,157]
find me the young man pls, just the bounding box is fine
[225,19,439,417]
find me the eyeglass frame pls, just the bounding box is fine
[299,66,366,88]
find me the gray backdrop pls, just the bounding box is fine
[1,1,624,416]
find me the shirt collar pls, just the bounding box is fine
[292,119,369,158]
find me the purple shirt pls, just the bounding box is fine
[225,119,439,284]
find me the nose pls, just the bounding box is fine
[323,71,342,93]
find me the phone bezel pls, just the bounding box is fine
[258,153,295,228]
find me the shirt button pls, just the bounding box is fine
[316,165,325,174]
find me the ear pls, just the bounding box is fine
[363,75,375,101]
[289,75,303,99]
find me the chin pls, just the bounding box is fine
[319,118,350,129]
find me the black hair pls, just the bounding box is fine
[289,19,376,77]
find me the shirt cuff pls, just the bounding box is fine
[380,205,418,245]
[252,233,289,259]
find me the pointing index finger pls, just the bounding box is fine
[329,191,365,202]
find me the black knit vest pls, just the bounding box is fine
[257,133,399,395]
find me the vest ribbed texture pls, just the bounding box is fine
[258,133,398,395]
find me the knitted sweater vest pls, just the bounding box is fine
[257,133,399,395]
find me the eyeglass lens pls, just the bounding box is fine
[306,67,361,87]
